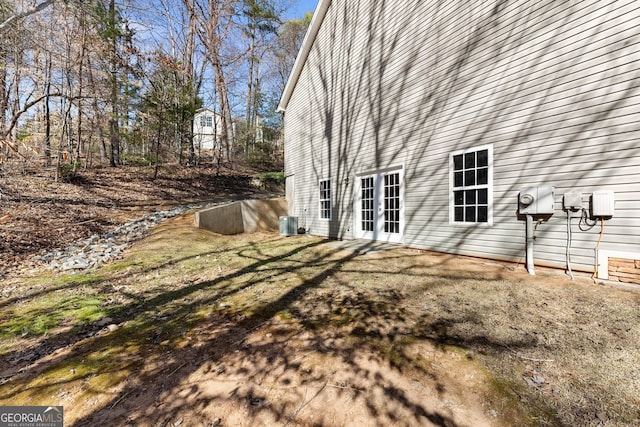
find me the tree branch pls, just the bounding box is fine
[0,0,57,32]
[2,92,64,139]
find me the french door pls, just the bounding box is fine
[355,169,403,243]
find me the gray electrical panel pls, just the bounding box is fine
[563,192,582,211]
[519,186,555,215]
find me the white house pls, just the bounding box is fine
[193,108,221,151]
[278,0,640,284]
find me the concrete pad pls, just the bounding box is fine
[325,239,404,254]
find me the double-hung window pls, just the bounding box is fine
[450,145,492,224]
[319,178,331,220]
[206,116,213,127]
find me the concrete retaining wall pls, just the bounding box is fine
[195,198,288,235]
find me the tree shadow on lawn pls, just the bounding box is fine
[0,240,262,373]
[1,235,534,426]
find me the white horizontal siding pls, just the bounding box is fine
[283,0,640,276]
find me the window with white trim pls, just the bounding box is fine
[450,145,492,224]
[199,116,206,127]
[319,179,331,220]
[206,116,213,127]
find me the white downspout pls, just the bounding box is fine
[526,214,535,275]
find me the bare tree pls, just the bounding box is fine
[271,12,311,95]
[182,0,197,164]
[196,0,237,164]
[242,0,279,151]
[0,0,290,173]
[107,0,120,166]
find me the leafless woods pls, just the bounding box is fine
[0,0,310,176]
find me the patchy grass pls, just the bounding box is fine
[1,213,639,426]
[0,273,107,348]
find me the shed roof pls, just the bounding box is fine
[276,0,332,113]
[196,107,218,115]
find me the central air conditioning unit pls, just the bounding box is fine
[279,216,298,236]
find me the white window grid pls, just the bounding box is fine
[319,178,331,220]
[450,145,493,225]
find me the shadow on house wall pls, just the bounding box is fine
[291,0,640,266]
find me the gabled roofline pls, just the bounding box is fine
[196,107,218,115]
[277,0,332,113]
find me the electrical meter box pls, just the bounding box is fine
[519,186,555,215]
[590,191,615,217]
[563,192,582,211]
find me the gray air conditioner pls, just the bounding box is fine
[279,216,298,236]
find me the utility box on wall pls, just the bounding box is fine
[563,191,582,211]
[591,191,615,217]
[519,186,555,215]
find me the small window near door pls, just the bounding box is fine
[361,176,374,231]
[450,145,492,224]
[319,178,331,220]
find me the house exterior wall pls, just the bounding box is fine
[282,0,640,276]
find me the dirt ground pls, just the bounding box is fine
[0,222,513,427]
[0,164,269,276]
[1,167,639,426]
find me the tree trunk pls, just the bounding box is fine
[76,44,85,168]
[108,0,120,167]
[245,29,255,152]
[212,56,233,165]
[11,43,21,141]
[153,115,163,179]
[184,0,196,165]
[61,37,73,168]
[253,63,260,144]
[198,0,237,165]
[0,61,7,140]
[87,62,106,163]
[44,53,52,166]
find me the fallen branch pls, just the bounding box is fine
[517,353,554,363]
[0,226,32,233]
[284,382,328,426]
[167,362,187,376]
[109,390,131,410]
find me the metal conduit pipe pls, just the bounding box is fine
[566,211,575,280]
